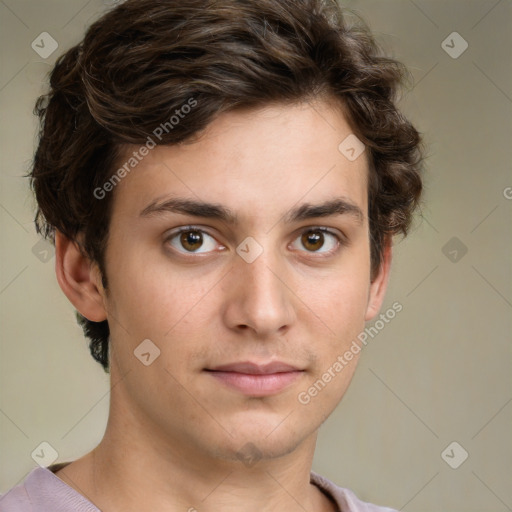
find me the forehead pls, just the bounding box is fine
[110,99,369,226]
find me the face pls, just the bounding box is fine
[94,99,389,464]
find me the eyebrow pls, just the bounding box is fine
[139,196,364,225]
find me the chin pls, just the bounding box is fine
[208,435,304,465]
[202,415,315,464]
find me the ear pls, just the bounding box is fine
[55,231,107,322]
[365,238,392,321]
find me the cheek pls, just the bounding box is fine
[108,271,173,338]
[334,280,370,333]
[294,278,368,413]
[297,263,371,339]
[104,249,222,357]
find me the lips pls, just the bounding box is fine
[208,361,302,374]
[205,361,304,396]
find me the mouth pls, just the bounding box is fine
[204,361,305,397]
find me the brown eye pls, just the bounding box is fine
[301,230,324,251]
[291,228,341,254]
[167,228,220,254]
[180,230,203,251]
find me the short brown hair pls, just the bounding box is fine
[31,0,423,372]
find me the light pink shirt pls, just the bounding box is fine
[0,464,398,511]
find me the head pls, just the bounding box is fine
[31,0,422,464]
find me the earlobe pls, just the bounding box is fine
[55,231,107,322]
[365,239,392,321]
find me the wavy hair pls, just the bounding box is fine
[31,0,423,371]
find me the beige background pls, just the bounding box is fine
[1,1,511,510]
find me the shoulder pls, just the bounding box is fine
[1,467,42,511]
[0,476,32,511]
[310,471,398,512]
[0,465,98,512]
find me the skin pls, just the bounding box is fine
[54,98,391,512]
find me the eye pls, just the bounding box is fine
[166,227,222,254]
[290,228,341,254]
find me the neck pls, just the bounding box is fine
[56,395,334,512]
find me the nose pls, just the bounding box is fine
[221,245,297,338]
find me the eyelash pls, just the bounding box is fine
[164,225,345,258]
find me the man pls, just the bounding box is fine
[1,0,422,510]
